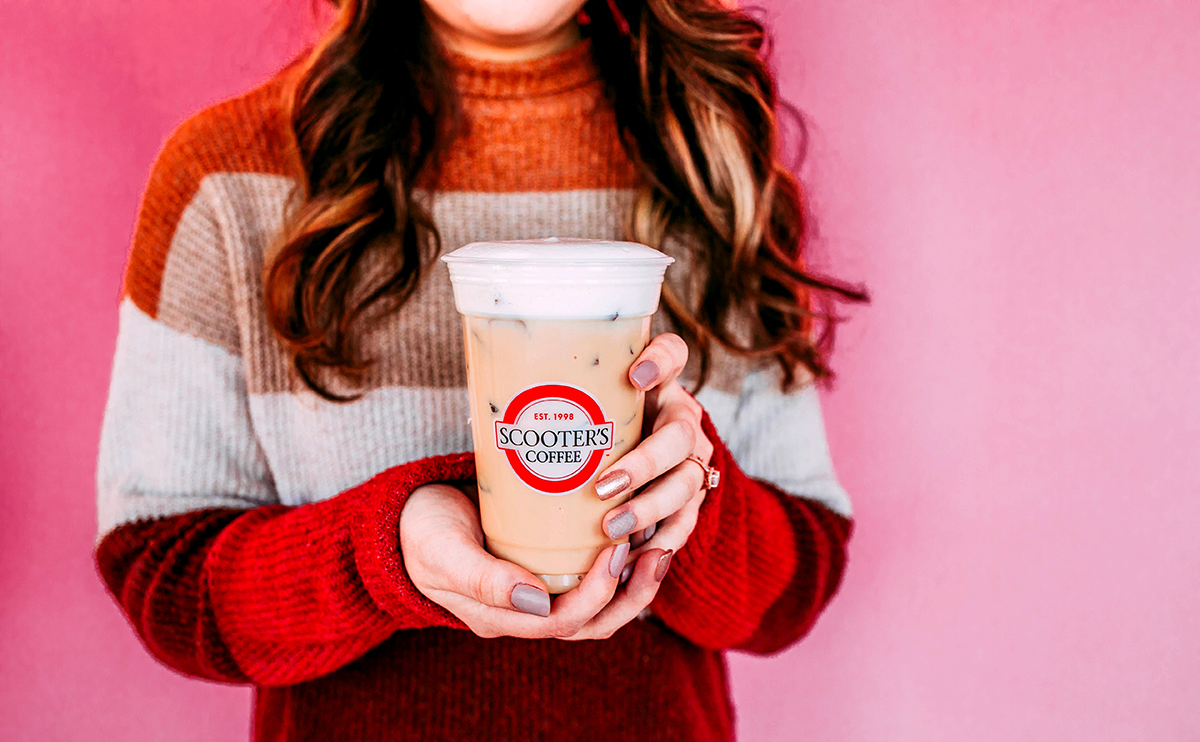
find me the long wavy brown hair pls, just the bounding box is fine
[266,0,868,401]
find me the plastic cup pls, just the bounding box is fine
[443,238,674,593]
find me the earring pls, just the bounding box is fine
[606,0,631,36]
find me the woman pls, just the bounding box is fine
[96,0,865,739]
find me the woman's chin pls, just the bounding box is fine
[425,0,585,56]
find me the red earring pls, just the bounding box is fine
[606,0,631,36]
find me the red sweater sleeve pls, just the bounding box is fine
[95,453,473,686]
[650,412,852,654]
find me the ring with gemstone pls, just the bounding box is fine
[684,454,721,490]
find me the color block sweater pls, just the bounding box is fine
[96,41,853,742]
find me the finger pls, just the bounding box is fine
[432,531,554,617]
[427,542,627,640]
[602,462,704,541]
[644,385,710,460]
[629,522,657,549]
[642,379,687,427]
[594,404,697,502]
[628,333,689,391]
[525,542,627,638]
[628,490,702,562]
[565,548,674,641]
[669,389,714,463]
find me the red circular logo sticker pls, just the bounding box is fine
[494,383,614,495]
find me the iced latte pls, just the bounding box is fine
[443,239,673,593]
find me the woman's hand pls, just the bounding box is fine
[399,483,672,640]
[594,333,713,569]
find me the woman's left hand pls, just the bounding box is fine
[594,333,714,569]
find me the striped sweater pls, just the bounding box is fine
[96,41,853,742]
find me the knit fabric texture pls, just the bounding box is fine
[96,40,854,742]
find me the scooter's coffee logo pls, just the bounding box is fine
[495,383,614,495]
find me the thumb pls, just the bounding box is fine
[441,533,552,617]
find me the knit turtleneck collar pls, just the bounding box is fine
[444,39,601,100]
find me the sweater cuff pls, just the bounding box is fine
[351,452,476,629]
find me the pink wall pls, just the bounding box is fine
[2,1,1197,740]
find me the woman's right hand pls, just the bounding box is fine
[399,483,671,640]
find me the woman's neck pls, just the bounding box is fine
[425,13,583,63]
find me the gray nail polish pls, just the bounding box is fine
[643,522,658,542]
[609,542,631,578]
[630,360,659,389]
[619,564,633,584]
[606,510,637,539]
[511,584,550,617]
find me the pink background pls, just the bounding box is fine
[2,1,1197,739]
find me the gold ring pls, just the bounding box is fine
[684,454,721,491]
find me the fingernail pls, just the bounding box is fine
[595,470,631,500]
[630,522,656,549]
[654,550,674,582]
[605,510,637,540]
[609,542,631,578]
[620,564,633,584]
[630,360,659,389]
[511,584,550,617]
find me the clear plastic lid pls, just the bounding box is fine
[442,238,674,319]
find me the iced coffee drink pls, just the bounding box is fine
[443,239,673,593]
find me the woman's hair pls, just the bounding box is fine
[266,0,868,401]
